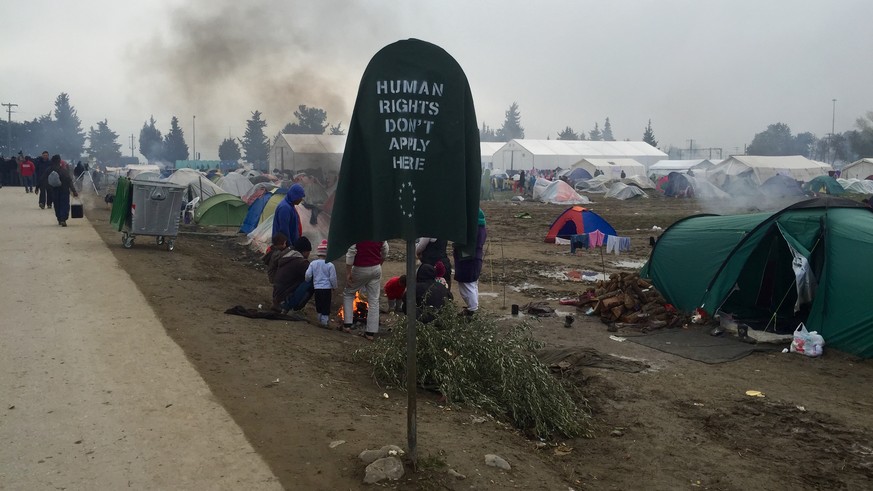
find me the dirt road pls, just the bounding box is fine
[6,185,873,490]
[0,190,280,489]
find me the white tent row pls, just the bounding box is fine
[707,155,831,186]
[648,159,715,177]
[572,158,646,179]
[490,139,667,171]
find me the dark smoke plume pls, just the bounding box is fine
[131,0,390,157]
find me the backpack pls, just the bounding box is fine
[47,170,62,187]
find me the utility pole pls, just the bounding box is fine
[129,134,136,157]
[831,98,837,165]
[686,139,694,160]
[2,102,18,154]
[192,115,196,161]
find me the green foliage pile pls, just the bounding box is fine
[355,306,591,439]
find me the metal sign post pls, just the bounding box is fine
[405,241,418,465]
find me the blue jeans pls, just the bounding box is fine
[21,175,34,191]
[282,280,314,311]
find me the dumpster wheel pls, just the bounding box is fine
[122,232,134,249]
[156,236,165,246]
[167,239,175,251]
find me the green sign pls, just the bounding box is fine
[326,39,481,261]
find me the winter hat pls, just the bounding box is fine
[316,239,328,257]
[51,154,61,164]
[434,260,446,278]
[293,236,312,252]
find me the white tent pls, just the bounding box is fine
[707,155,831,186]
[605,182,648,200]
[622,175,657,189]
[165,168,225,201]
[575,174,616,193]
[217,172,255,197]
[124,164,161,179]
[840,158,873,179]
[480,142,505,169]
[572,158,646,180]
[490,139,666,171]
[532,178,590,205]
[837,178,873,194]
[648,159,715,178]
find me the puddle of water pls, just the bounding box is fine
[612,259,646,270]
[510,282,544,292]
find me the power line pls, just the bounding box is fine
[2,102,18,154]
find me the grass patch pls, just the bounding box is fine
[355,305,592,439]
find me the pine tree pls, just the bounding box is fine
[87,119,122,165]
[557,126,579,140]
[601,117,615,141]
[282,105,328,134]
[242,110,270,168]
[497,102,524,141]
[479,122,500,142]
[139,116,164,163]
[588,122,602,141]
[642,119,658,147]
[163,116,189,163]
[52,93,86,159]
[218,138,242,161]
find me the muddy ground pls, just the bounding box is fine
[84,191,873,490]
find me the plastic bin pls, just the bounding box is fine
[120,178,186,251]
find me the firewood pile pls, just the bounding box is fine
[573,272,687,331]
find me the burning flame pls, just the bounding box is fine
[338,291,369,322]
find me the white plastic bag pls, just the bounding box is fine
[790,322,824,357]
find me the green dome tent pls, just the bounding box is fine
[193,193,249,227]
[641,197,873,358]
[802,175,845,195]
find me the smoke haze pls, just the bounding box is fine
[132,0,390,156]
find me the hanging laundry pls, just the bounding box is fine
[619,236,631,252]
[589,229,605,248]
[570,233,588,253]
[606,235,621,255]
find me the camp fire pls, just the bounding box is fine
[338,291,369,324]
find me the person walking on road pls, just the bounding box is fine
[18,156,36,193]
[41,155,78,227]
[34,151,53,209]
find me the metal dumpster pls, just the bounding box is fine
[121,178,186,251]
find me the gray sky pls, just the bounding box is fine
[5,0,872,160]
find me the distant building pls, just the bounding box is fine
[480,142,505,170]
[269,134,347,175]
[841,158,873,179]
[490,139,667,171]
